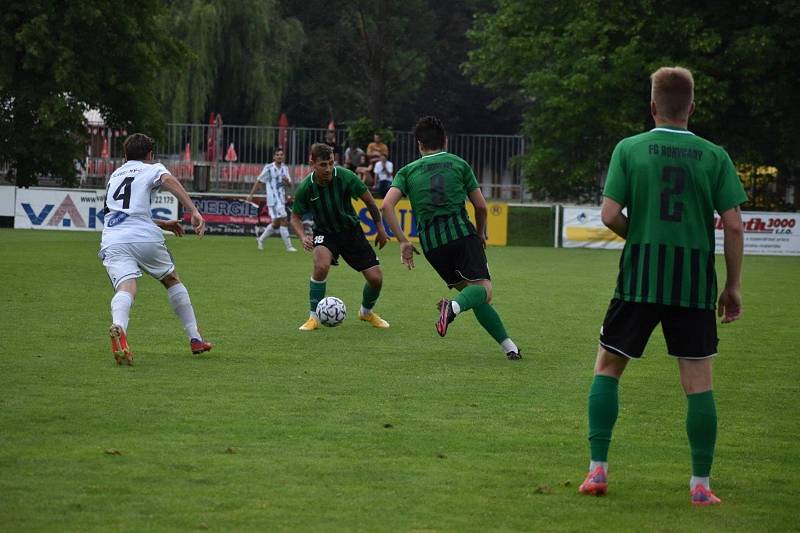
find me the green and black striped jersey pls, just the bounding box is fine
[604,126,748,309]
[391,151,478,253]
[292,167,367,234]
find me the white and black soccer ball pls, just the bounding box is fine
[316,296,347,327]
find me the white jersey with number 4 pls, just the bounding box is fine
[257,162,290,206]
[101,160,169,250]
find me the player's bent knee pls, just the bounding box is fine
[160,272,181,288]
[595,346,628,378]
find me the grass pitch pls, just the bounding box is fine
[0,229,798,531]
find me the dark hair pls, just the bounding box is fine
[310,142,333,161]
[273,147,284,156]
[123,133,155,161]
[414,116,445,150]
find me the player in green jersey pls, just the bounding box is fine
[382,116,521,360]
[578,67,746,506]
[290,143,390,331]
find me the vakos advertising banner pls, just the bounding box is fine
[15,188,178,231]
[562,206,800,256]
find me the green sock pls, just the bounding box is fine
[687,391,717,477]
[473,303,508,344]
[361,283,381,311]
[454,285,487,313]
[588,375,619,462]
[309,279,326,314]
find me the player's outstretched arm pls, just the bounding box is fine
[718,205,744,323]
[468,187,489,246]
[154,219,185,237]
[601,196,628,239]
[160,173,206,237]
[381,187,418,269]
[246,180,261,202]
[360,191,388,249]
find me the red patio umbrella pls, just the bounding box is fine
[278,113,289,150]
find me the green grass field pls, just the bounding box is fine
[0,228,798,531]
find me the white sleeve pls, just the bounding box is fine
[257,164,270,183]
[152,163,170,187]
[387,161,394,173]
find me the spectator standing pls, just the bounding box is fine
[367,133,389,162]
[325,128,342,164]
[344,139,366,172]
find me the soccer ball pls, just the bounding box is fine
[316,297,347,327]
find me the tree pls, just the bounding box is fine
[281,0,434,128]
[158,0,304,125]
[0,0,184,187]
[466,0,800,201]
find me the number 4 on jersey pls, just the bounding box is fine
[113,177,134,209]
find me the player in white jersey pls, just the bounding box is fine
[100,133,212,365]
[247,147,297,252]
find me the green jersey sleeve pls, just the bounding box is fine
[461,161,479,192]
[603,141,628,205]
[391,167,408,195]
[340,167,367,198]
[712,150,748,214]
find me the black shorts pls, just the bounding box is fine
[313,227,379,272]
[424,234,490,288]
[599,298,718,359]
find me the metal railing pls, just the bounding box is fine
[83,123,530,200]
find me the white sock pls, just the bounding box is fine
[501,338,518,354]
[450,301,461,315]
[111,291,134,332]
[360,305,372,316]
[690,476,710,490]
[589,461,608,473]
[167,283,201,340]
[265,225,277,237]
[279,226,292,249]
[310,312,319,320]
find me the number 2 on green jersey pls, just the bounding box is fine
[660,166,685,222]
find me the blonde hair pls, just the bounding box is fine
[650,67,694,121]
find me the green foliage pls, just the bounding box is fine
[0,1,184,186]
[1,229,798,529]
[159,0,304,125]
[466,0,800,200]
[282,0,434,127]
[345,117,395,148]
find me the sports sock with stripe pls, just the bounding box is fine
[279,226,292,249]
[453,285,487,315]
[167,283,201,340]
[687,390,717,478]
[111,290,134,332]
[588,374,619,463]
[361,283,381,313]
[473,302,509,344]
[309,278,326,317]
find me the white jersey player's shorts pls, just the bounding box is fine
[100,242,175,289]
[269,202,287,219]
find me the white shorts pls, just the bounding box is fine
[269,202,287,219]
[100,242,175,289]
